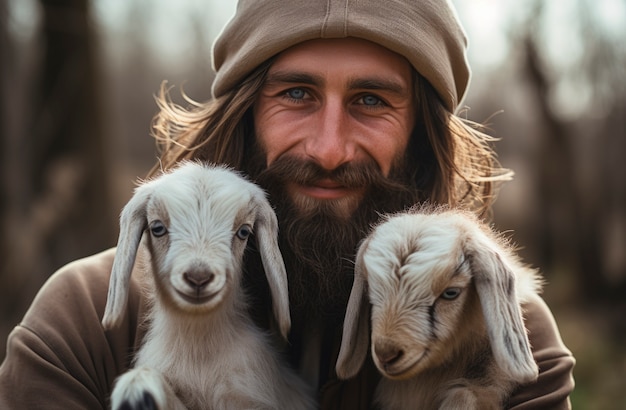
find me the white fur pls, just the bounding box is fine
[102,161,315,410]
[336,206,541,409]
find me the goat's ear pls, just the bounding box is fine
[335,237,372,380]
[254,196,291,340]
[101,185,152,329]
[467,233,539,383]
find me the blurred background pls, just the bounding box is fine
[1,0,624,407]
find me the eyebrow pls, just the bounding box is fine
[348,77,409,97]
[264,70,410,97]
[264,70,324,87]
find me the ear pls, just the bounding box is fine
[101,185,152,329]
[468,235,539,383]
[335,237,372,380]
[254,196,291,340]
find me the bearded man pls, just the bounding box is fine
[0,1,575,408]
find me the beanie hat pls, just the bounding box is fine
[211,0,470,112]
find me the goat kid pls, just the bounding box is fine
[336,206,541,410]
[102,161,315,410]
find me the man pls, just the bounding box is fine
[0,0,575,408]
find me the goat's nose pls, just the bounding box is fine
[183,270,214,291]
[374,342,404,368]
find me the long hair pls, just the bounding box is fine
[410,73,513,216]
[149,63,511,217]
[150,59,274,174]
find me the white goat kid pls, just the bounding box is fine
[336,207,541,410]
[102,161,315,410]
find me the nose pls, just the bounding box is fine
[374,341,404,370]
[183,269,215,292]
[304,99,356,170]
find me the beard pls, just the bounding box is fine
[244,148,423,329]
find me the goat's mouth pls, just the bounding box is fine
[175,290,220,305]
[380,350,428,380]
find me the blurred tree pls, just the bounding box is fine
[0,0,116,358]
[517,0,626,307]
[0,0,8,265]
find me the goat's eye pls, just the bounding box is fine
[149,220,168,237]
[236,224,252,240]
[440,287,462,300]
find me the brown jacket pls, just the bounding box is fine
[0,248,575,409]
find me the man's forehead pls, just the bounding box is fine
[271,38,409,65]
[264,38,413,93]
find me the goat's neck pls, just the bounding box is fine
[146,287,254,351]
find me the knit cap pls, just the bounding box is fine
[211,0,470,112]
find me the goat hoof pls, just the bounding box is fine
[117,391,158,410]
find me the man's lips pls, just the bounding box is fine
[289,179,357,200]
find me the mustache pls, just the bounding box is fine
[254,155,409,191]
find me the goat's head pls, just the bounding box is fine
[102,161,291,339]
[336,208,538,384]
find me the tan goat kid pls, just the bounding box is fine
[336,207,541,410]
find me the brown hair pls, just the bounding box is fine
[150,63,511,218]
[410,73,512,216]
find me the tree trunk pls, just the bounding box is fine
[0,0,116,360]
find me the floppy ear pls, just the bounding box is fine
[101,185,153,329]
[335,237,372,380]
[467,235,539,383]
[254,196,291,340]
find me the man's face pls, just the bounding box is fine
[253,37,415,218]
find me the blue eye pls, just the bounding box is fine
[236,224,252,240]
[149,220,168,237]
[361,95,381,106]
[286,88,306,100]
[440,287,462,300]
